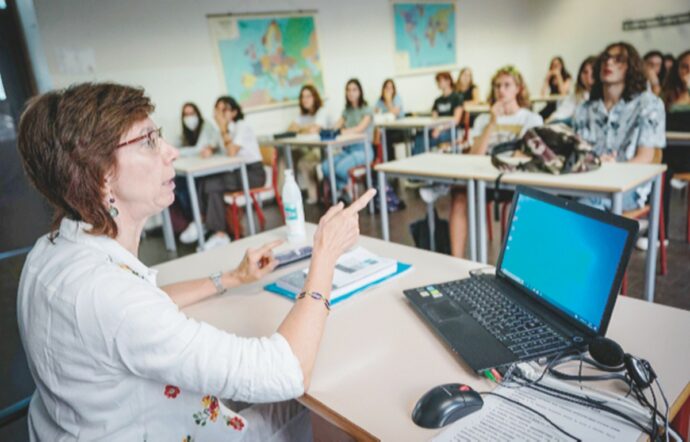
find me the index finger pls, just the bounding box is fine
[344,188,377,214]
[257,239,285,255]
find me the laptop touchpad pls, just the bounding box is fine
[423,299,464,322]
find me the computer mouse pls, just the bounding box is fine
[411,383,484,429]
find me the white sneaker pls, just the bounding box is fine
[419,185,450,204]
[638,219,649,234]
[199,233,231,251]
[179,223,204,244]
[671,179,688,190]
[635,237,669,251]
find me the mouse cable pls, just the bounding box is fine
[479,391,581,442]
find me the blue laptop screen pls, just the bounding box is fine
[499,194,629,333]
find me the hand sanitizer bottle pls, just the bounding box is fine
[282,169,306,243]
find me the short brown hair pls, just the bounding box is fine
[17,83,154,238]
[435,71,454,88]
[298,84,323,116]
[590,42,647,102]
[488,65,530,108]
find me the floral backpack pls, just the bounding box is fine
[490,123,601,175]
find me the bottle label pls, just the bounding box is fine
[285,204,298,221]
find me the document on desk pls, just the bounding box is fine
[432,382,644,442]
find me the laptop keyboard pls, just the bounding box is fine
[435,277,570,358]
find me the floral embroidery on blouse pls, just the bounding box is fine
[226,416,245,431]
[192,395,246,431]
[164,385,181,399]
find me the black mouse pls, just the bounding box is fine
[412,383,484,429]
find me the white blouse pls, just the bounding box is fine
[17,218,304,441]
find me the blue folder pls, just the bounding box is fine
[265,262,412,306]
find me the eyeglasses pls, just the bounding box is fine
[117,127,162,150]
[602,52,627,65]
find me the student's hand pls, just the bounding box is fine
[230,240,283,284]
[600,153,617,163]
[645,66,660,87]
[312,189,376,267]
[200,146,214,158]
[489,102,504,123]
[214,108,229,134]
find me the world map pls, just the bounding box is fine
[393,3,457,72]
[211,15,325,109]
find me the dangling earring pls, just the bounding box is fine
[108,196,119,218]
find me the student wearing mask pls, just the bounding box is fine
[374,79,405,161]
[448,66,542,257]
[540,56,572,120]
[547,56,597,124]
[455,67,480,104]
[412,72,463,155]
[573,42,665,215]
[643,50,667,96]
[321,78,373,202]
[287,85,329,204]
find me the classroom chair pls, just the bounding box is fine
[346,142,384,200]
[673,172,690,243]
[223,146,284,239]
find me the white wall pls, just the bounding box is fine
[30,0,688,143]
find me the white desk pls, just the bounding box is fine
[463,103,490,114]
[153,225,690,441]
[266,133,373,212]
[162,156,255,252]
[376,116,457,161]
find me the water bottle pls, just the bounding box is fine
[282,169,306,243]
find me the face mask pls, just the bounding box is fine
[183,115,199,130]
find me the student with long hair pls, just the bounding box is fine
[455,67,480,104]
[374,78,405,160]
[321,78,373,202]
[540,56,572,119]
[448,66,542,257]
[547,56,597,124]
[643,50,667,96]
[412,71,463,155]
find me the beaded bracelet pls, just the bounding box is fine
[296,291,331,312]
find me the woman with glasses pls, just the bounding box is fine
[16,82,375,441]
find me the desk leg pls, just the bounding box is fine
[644,176,662,302]
[424,127,430,154]
[378,171,389,241]
[451,124,457,154]
[477,180,488,264]
[327,145,338,206]
[161,208,177,253]
[283,144,294,171]
[467,179,477,261]
[240,164,256,236]
[427,200,436,252]
[381,129,388,162]
[187,174,205,249]
[365,140,374,214]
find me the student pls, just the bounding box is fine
[651,50,690,250]
[412,72,463,155]
[455,67,480,104]
[448,66,542,257]
[547,56,597,124]
[320,78,373,202]
[540,56,572,120]
[287,85,328,204]
[643,50,667,96]
[573,42,665,214]
[374,78,405,161]
[663,53,675,74]
[183,96,266,249]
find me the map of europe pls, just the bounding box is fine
[213,15,325,109]
[393,3,457,71]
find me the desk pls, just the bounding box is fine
[667,131,690,147]
[530,95,568,104]
[266,133,373,212]
[375,116,457,161]
[162,156,255,252]
[463,103,490,114]
[154,224,690,441]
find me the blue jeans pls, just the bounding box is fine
[412,128,454,156]
[578,189,641,212]
[321,143,370,190]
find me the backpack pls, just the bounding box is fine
[490,124,601,175]
[374,184,406,213]
[409,209,450,255]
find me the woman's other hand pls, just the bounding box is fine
[231,240,284,284]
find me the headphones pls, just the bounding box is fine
[549,336,657,390]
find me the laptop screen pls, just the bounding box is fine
[498,193,630,333]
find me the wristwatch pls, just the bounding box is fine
[209,271,226,295]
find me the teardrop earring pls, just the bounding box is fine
[108,197,119,218]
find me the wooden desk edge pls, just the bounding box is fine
[299,394,379,441]
[670,382,690,421]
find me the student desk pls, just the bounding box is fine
[153,224,690,441]
[266,133,374,212]
[375,116,457,161]
[161,156,255,252]
[667,131,690,147]
[463,102,490,115]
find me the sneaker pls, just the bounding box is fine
[635,237,669,251]
[179,223,205,244]
[637,219,649,234]
[419,185,450,204]
[199,233,231,251]
[670,179,688,190]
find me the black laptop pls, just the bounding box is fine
[404,186,639,373]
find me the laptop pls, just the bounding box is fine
[404,186,639,373]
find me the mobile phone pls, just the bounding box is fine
[274,246,313,269]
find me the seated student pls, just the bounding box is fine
[321,78,373,202]
[455,67,480,104]
[573,42,665,214]
[664,53,675,75]
[540,56,572,120]
[374,78,405,161]
[643,50,667,96]
[448,66,543,257]
[288,85,328,204]
[547,56,597,124]
[649,49,690,251]
[412,72,463,155]
[184,96,266,250]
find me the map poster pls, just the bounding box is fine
[392,2,457,75]
[207,12,325,110]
